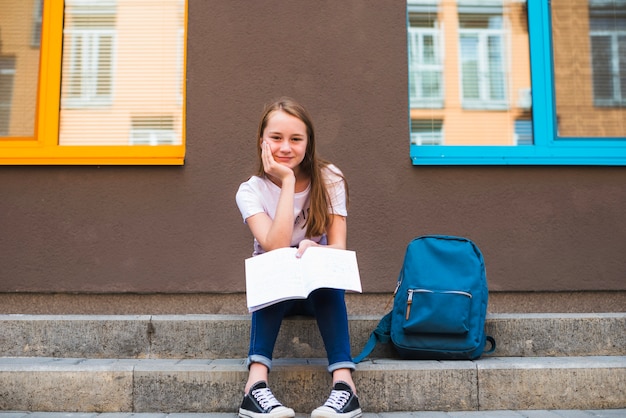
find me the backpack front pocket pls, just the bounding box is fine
[402,289,472,334]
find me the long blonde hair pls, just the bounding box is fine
[255,97,348,237]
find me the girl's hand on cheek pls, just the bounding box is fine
[262,141,294,181]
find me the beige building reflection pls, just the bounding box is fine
[0,0,184,146]
[0,0,41,138]
[552,0,626,138]
[408,0,625,146]
[408,0,532,146]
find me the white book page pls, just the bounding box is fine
[245,247,362,312]
[302,247,362,292]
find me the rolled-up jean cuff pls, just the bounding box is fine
[247,355,272,371]
[328,361,356,373]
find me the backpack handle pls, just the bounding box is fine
[484,335,496,355]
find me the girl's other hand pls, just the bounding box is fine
[295,239,319,258]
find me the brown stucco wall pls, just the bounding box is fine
[0,1,624,296]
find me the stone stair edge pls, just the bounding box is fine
[2,312,625,359]
[1,312,625,320]
[1,356,625,412]
[0,354,626,368]
[2,412,626,418]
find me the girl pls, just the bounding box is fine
[235,97,361,418]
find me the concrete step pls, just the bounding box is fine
[4,411,626,418]
[0,356,625,413]
[1,313,624,359]
[2,411,626,418]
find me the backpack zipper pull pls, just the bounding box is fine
[405,289,413,320]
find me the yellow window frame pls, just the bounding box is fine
[0,1,187,165]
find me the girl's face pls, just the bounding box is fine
[260,110,309,174]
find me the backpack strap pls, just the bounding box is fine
[352,311,392,363]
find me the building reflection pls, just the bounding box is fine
[0,0,42,138]
[0,0,185,146]
[552,0,626,138]
[408,0,625,146]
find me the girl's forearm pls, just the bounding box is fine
[325,215,347,250]
[262,177,296,250]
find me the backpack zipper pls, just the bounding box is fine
[405,289,472,320]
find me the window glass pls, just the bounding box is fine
[0,0,186,164]
[130,116,176,145]
[514,118,533,145]
[459,13,507,108]
[552,0,626,137]
[31,0,43,47]
[411,119,444,145]
[59,0,185,146]
[0,0,41,138]
[409,0,625,165]
[408,0,532,146]
[408,12,443,108]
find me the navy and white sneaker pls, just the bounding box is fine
[311,381,362,418]
[238,381,295,418]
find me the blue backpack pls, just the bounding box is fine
[354,235,495,361]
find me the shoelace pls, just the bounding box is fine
[252,387,282,410]
[323,389,351,410]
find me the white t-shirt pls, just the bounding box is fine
[236,164,347,256]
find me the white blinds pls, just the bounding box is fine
[59,0,185,146]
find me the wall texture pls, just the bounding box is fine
[0,1,624,295]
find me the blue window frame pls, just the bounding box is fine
[410,0,626,166]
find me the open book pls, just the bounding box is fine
[244,246,362,312]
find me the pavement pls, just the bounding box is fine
[1,411,625,418]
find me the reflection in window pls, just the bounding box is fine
[411,119,444,145]
[130,116,176,145]
[31,0,43,47]
[589,1,626,107]
[0,1,41,138]
[408,11,443,108]
[410,1,626,164]
[0,57,16,135]
[59,0,185,146]
[459,8,507,109]
[63,6,115,106]
[514,119,533,145]
[552,0,626,138]
[407,0,532,146]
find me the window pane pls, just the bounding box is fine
[408,0,532,145]
[411,119,443,145]
[620,35,626,98]
[408,9,443,108]
[552,0,626,137]
[424,34,436,63]
[487,35,505,100]
[459,10,507,108]
[0,0,42,138]
[460,35,480,100]
[514,119,533,145]
[59,0,185,146]
[591,35,614,101]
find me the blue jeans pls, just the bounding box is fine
[247,288,355,373]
